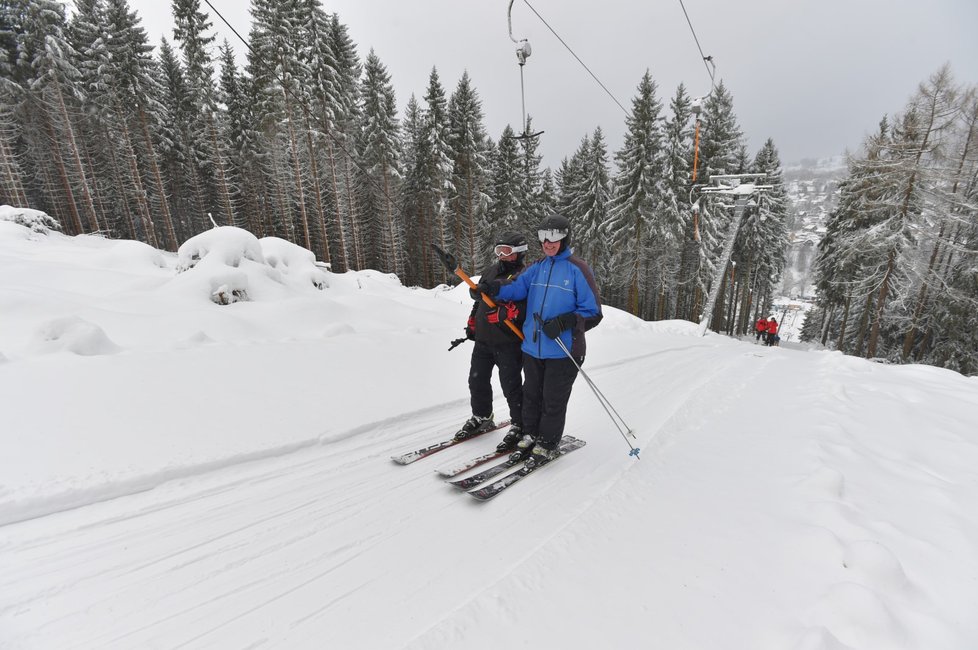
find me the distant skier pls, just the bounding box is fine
[454,231,529,443]
[765,317,780,346]
[478,212,602,468]
[755,316,768,341]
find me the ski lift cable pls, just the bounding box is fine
[519,0,629,116]
[201,0,395,206]
[677,0,716,90]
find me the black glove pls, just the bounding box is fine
[469,287,480,301]
[542,312,576,339]
[476,280,500,298]
[465,315,476,340]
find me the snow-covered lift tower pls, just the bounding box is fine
[696,174,773,337]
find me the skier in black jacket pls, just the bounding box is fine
[454,231,529,442]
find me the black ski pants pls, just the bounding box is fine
[469,341,524,426]
[521,353,582,450]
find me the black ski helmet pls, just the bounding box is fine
[495,230,528,263]
[537,212,571,252]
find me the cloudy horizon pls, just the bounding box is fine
[134,0,978,168]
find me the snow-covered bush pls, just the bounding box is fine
[176,226,264,273]
[0,205,61,233]
[172,227,329,305]
[175,227,265,304]
[259,236,329,290]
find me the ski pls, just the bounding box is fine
[390,420,511,465]
[447,453,522,490]
[436,449,511,478]
[447,436,581,490]
[468,436,586,501]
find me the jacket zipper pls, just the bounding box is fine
[537,256,556,357]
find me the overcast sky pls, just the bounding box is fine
[135,0,978,168]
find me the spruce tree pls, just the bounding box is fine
[358,49,404,276]
[604,70,667,316]
[487,124,522,238]
[447,71,490,272]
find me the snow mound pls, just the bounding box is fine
[176,226,264,273]
[323,323,356,337]
[30,316,122,356]
[259,236,329,290]
[172,227,328,305]
[0,204,61,233]
[93,239,168,270]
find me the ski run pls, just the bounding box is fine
[2,225,978,649]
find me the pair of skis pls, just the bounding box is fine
[391,424,585,500]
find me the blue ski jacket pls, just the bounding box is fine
[495,248,602,359]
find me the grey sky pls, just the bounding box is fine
[136,0,978,168]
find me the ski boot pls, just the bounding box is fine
[454,414,495,441]
[495,424,524,452]
[524,443,559,469]
[508,433,537,461]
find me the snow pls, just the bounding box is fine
[1,224,977,649]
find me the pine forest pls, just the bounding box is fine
[0,1,976,374]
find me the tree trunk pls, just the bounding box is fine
[52,82,99,232]
[837,295,852,352]
[207,112,235,229]
[138,107,178,250]
[382,165,401,278]
[628,215,642,315]
[119,118,158,248]
[0,135,28,206]
[283,96,311,251]
[343,153,363,270]
[42,109,84,234]
[324,136,349,271]
[303,116,330,264]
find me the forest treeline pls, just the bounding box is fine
[801,65,978,375]
[6,2,975,375]
[0,0,791,335]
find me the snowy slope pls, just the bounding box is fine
[1,224,977,650]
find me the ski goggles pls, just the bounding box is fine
[538,228,568,243]
[493,243,528,257]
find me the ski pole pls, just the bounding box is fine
[447,337,468,351]
[535,314,640,458]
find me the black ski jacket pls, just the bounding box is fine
[468,260,526,346]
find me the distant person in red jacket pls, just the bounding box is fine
[765,317,780,346]
[755,316,768,341]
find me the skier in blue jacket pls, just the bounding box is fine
[478,212,602,468]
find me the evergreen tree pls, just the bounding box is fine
[604,70,667,316]
[447,71,490,272]
[418,68,454,284]
[358,49,404,276]
[693,80,745,323]
[515,116,545,236]
[172,0,233,228]
[487,124,522,238]
[21,0,98,234]
[571,128,611,273]
[663,83,697,320]
[400,94,429,285]
[327,13,364,269]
